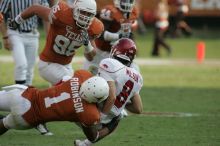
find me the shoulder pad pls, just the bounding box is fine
[74,70,93,82]
[100,5,123,22]
[49,1,70,24]
[88,18,104,39]
[130,6,139,20]
[99,58,125,73]
[100,5,114,21]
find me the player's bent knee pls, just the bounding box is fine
[3,114,30,130]
[0,119,8,135]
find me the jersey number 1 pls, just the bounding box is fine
[44,92,71,108]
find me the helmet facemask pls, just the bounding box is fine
[111,49,132,66]
[73,0,97,29]
[114,0,135,13]
[74,8,95,29]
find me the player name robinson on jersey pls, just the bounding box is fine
[70,77,84,113]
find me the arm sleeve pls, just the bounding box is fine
[88,18,104,40]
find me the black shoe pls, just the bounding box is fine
[35,123,53,136]
[151,53,160,57]
[0,114,5,119]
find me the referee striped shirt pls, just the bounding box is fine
[0,0,49,31]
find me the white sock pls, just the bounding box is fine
[0,91,11,111]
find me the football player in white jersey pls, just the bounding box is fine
[74,38,143,146]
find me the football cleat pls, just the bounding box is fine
[0,114,5,119]
[35,123,53,136]
[74,139,92,146]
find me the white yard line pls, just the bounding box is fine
[138,111,220,118]
[139,111,201,118]
[1,55,220,66]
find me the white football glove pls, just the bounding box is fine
[100,112,113,124]
[74,139,92,146]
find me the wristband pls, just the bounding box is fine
[100,112,107,119]
[84,41,94,53]
[15,13,25,24]
[103,31,120,41]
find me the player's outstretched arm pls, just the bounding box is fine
[74,116,120,146]
[20,5,50,22]
[125,93,143,114]
[101,81,116,114]
[83,40,96,61]
[8,5,50,30]
[80,124,100,143]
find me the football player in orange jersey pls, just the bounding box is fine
[83,0,139,75]
[8,0,104,85]
[0,70,111,143]
[8,0,116,125]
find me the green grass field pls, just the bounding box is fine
[0,27,220,146]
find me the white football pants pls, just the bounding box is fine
[38,59,74,85]
[0,89,31,129]
[8,29,39,85]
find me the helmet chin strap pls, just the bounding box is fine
[114,56,131,67]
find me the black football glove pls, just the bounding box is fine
[81,29,89,46]
[103,115,121,133]
[7,18,19,30]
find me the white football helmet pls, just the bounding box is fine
[80,76,109,103]
[114,0,135,13]
[72,0,97,29]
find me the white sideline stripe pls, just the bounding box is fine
[1,55,220,66]
[139,111,201,118]
[139,111,220,118]
[0,56,85,63]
